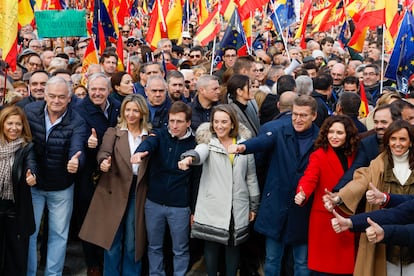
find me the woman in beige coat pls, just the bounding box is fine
[324,120,414,276]
[79,94,150,275]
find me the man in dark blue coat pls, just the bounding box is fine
[333,104,399,191]
[73,72,120,274]
[131,102,200,276]
[25,76,88,276]
[229,95,319,276]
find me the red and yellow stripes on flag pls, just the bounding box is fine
[116,30,125,71]
[348,0,398,52]
[312,0,344,33]
[294,0,312,49]
[18,0,34,27]
[198,0,209,25]
[166,0,184,40]
[220,0,236,21]
[146,0,168,50]
[194,6,220,46]
[0,1,18,70]
[81,38,99,75]
[359,81,369,117]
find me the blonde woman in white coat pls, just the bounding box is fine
[178,104,260,276]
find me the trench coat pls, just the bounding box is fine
[79,127,148,261]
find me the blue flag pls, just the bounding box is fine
[93,0,117,40]
[270,0,296,36]
[215,9,247,65]
[385,11,414,94]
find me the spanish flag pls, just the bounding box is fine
[0,1,18,70]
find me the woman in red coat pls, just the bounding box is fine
[294,115,360,275]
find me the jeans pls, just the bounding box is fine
[145,199,190,276]
[27,185,74,276]
[204,241,240,276]
[264,237,310,276]
[104,186,141,276]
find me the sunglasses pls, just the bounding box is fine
[127,42,138,47]
[190,54,201,58]
[183,37,192,40]
[254,68,265,72]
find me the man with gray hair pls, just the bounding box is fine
[25,76,88,276]
[189,74,220,131]
[73,73,121,274]
[146,75,171,129]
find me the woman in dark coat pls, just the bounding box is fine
[0,106,37,275]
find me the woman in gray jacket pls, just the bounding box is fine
[179,104,260,276]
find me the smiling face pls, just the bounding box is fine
[88,76,110,110]
[124,101,142,127]
[4,115,23,142]
[213,111,233,140]
[292,105,317,133]
[327,122,346,148]
[388,128,411,157]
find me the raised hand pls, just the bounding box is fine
[178,156,193,171]
[294,186,306,205]
[26,169,36,186]
[130,151,149,164]
[331,209,353,233]
[67,151,81,173]
[365,217,384,243]
[100,156,112,172]
[322,188,341,212]
[88,128,98,149]
[366,182,386,205]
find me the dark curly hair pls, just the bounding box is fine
[314,115,360,156]
[383,120,414,169]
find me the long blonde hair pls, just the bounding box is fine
[117,94,151,132]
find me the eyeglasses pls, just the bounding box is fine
[190,54,201,58]
[224,54,237,58]
[292,113,311,119]
[254,68,265,72]
[363,72,378,76]
[23,38,32,41]
[28,62,41,67]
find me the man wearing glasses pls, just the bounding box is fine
[228,95,319,276]
[362,63,381,105]
[213,46,237,84]
[189,46,204,66]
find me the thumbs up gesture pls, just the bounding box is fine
[331,209,353,233]
[88,128,98,149]
[294,186,306,205]
[365,217,384,243]
[100,156,112,172]
[366,182,386,205]
[322,188,341,212]
[67,151,82,173]
[26,169,36,186]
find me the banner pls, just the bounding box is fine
[35,10,87,37]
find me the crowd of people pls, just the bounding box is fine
[2,5,414,276]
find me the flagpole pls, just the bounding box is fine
[271,1,290,59]
[210,36,217,75]
[380,24,385,94]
